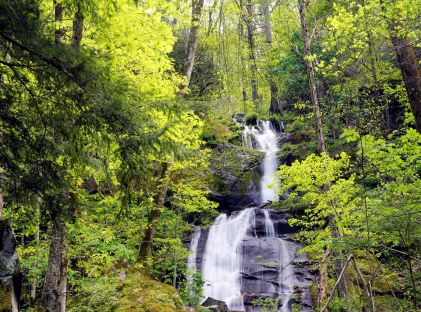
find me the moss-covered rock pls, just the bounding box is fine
[116,269,185,312]
[209,143,264,211]
[0,282,13,312]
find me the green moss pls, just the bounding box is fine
[374,295,413,311]
[210,143,263,195]
[0,283,12,312]
[201,118,233,145]
[268,114,283,123]
[116,269,184,312]
[245,112,258,125]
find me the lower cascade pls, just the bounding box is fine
[189,120,313,311]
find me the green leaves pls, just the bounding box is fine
[278,152,360,256]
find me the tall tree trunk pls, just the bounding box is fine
[54,1,64,45]
[138,163,169,262]
[238,14,248,106]
[261,0,282,114]
[298,0,326,153]
[31,224,40,300]
[179,0,205,96]
[243,0,259,111]
[71,6,84,49]
[44,218,67,312]
[379,0,421,132]
[318,249,329,306]
[44,6,69,310]
[329,213,349,300]
[390,35,421,132]
[261,0,272,45]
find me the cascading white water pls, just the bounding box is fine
[278,239,301,312]
[243,121,279,204]
[201,208,255,311]
[188,119,311,311]
[263,209,276,238]
[243,126,254,149]
[187,227,201,283]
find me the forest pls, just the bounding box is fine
[0,0,420,311]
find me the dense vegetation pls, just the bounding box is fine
[0,0,419,311]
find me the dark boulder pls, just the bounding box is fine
[201,297,229,312]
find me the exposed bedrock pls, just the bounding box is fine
[0,219,21,312]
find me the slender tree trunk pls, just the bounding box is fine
[44,218,67,312]
[298,0,326,153]
[321,255,353,312]
[238,14,248,105]
[44,6,69,310]
[54,1,64,45]
[329,214,349,300]
[390,35,421,132]
[243,0,259,111]
[269,76,282,114]
[351,257,376,312]
[261,0,272,45]
[71,6,84,49]
[179,0,205,95]
[405,245,418,309]
[31,227,39,299]
[318,249,329,306]
[138,163,169,262]
[261,0,282,114]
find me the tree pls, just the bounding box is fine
[298,0,326,153]
[243,0,260,111]
[383,0,421,133]
[261,0,282,114]
[180,0,206,96]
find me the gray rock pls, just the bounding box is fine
[0,219,21,312]
[201,297,229,312]
[0,220,19,277]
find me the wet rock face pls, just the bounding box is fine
[193,211,314,312]
[0,219,21,312]
[253,210,295,237]
[240,212,314,312]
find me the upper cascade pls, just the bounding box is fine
[243,120,280,204]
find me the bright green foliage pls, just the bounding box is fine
[1,0,421,310]
[278,152,362,256]
[277,128,421,307]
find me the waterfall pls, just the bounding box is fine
[263,209,276,238]
[243,126,254,149]
[243,121,279,204]
[189,119,311,311]
[279,240,301,312]
[201,208,255,310]
[187,227,201,283]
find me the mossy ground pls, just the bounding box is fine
[116,269,185,312]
